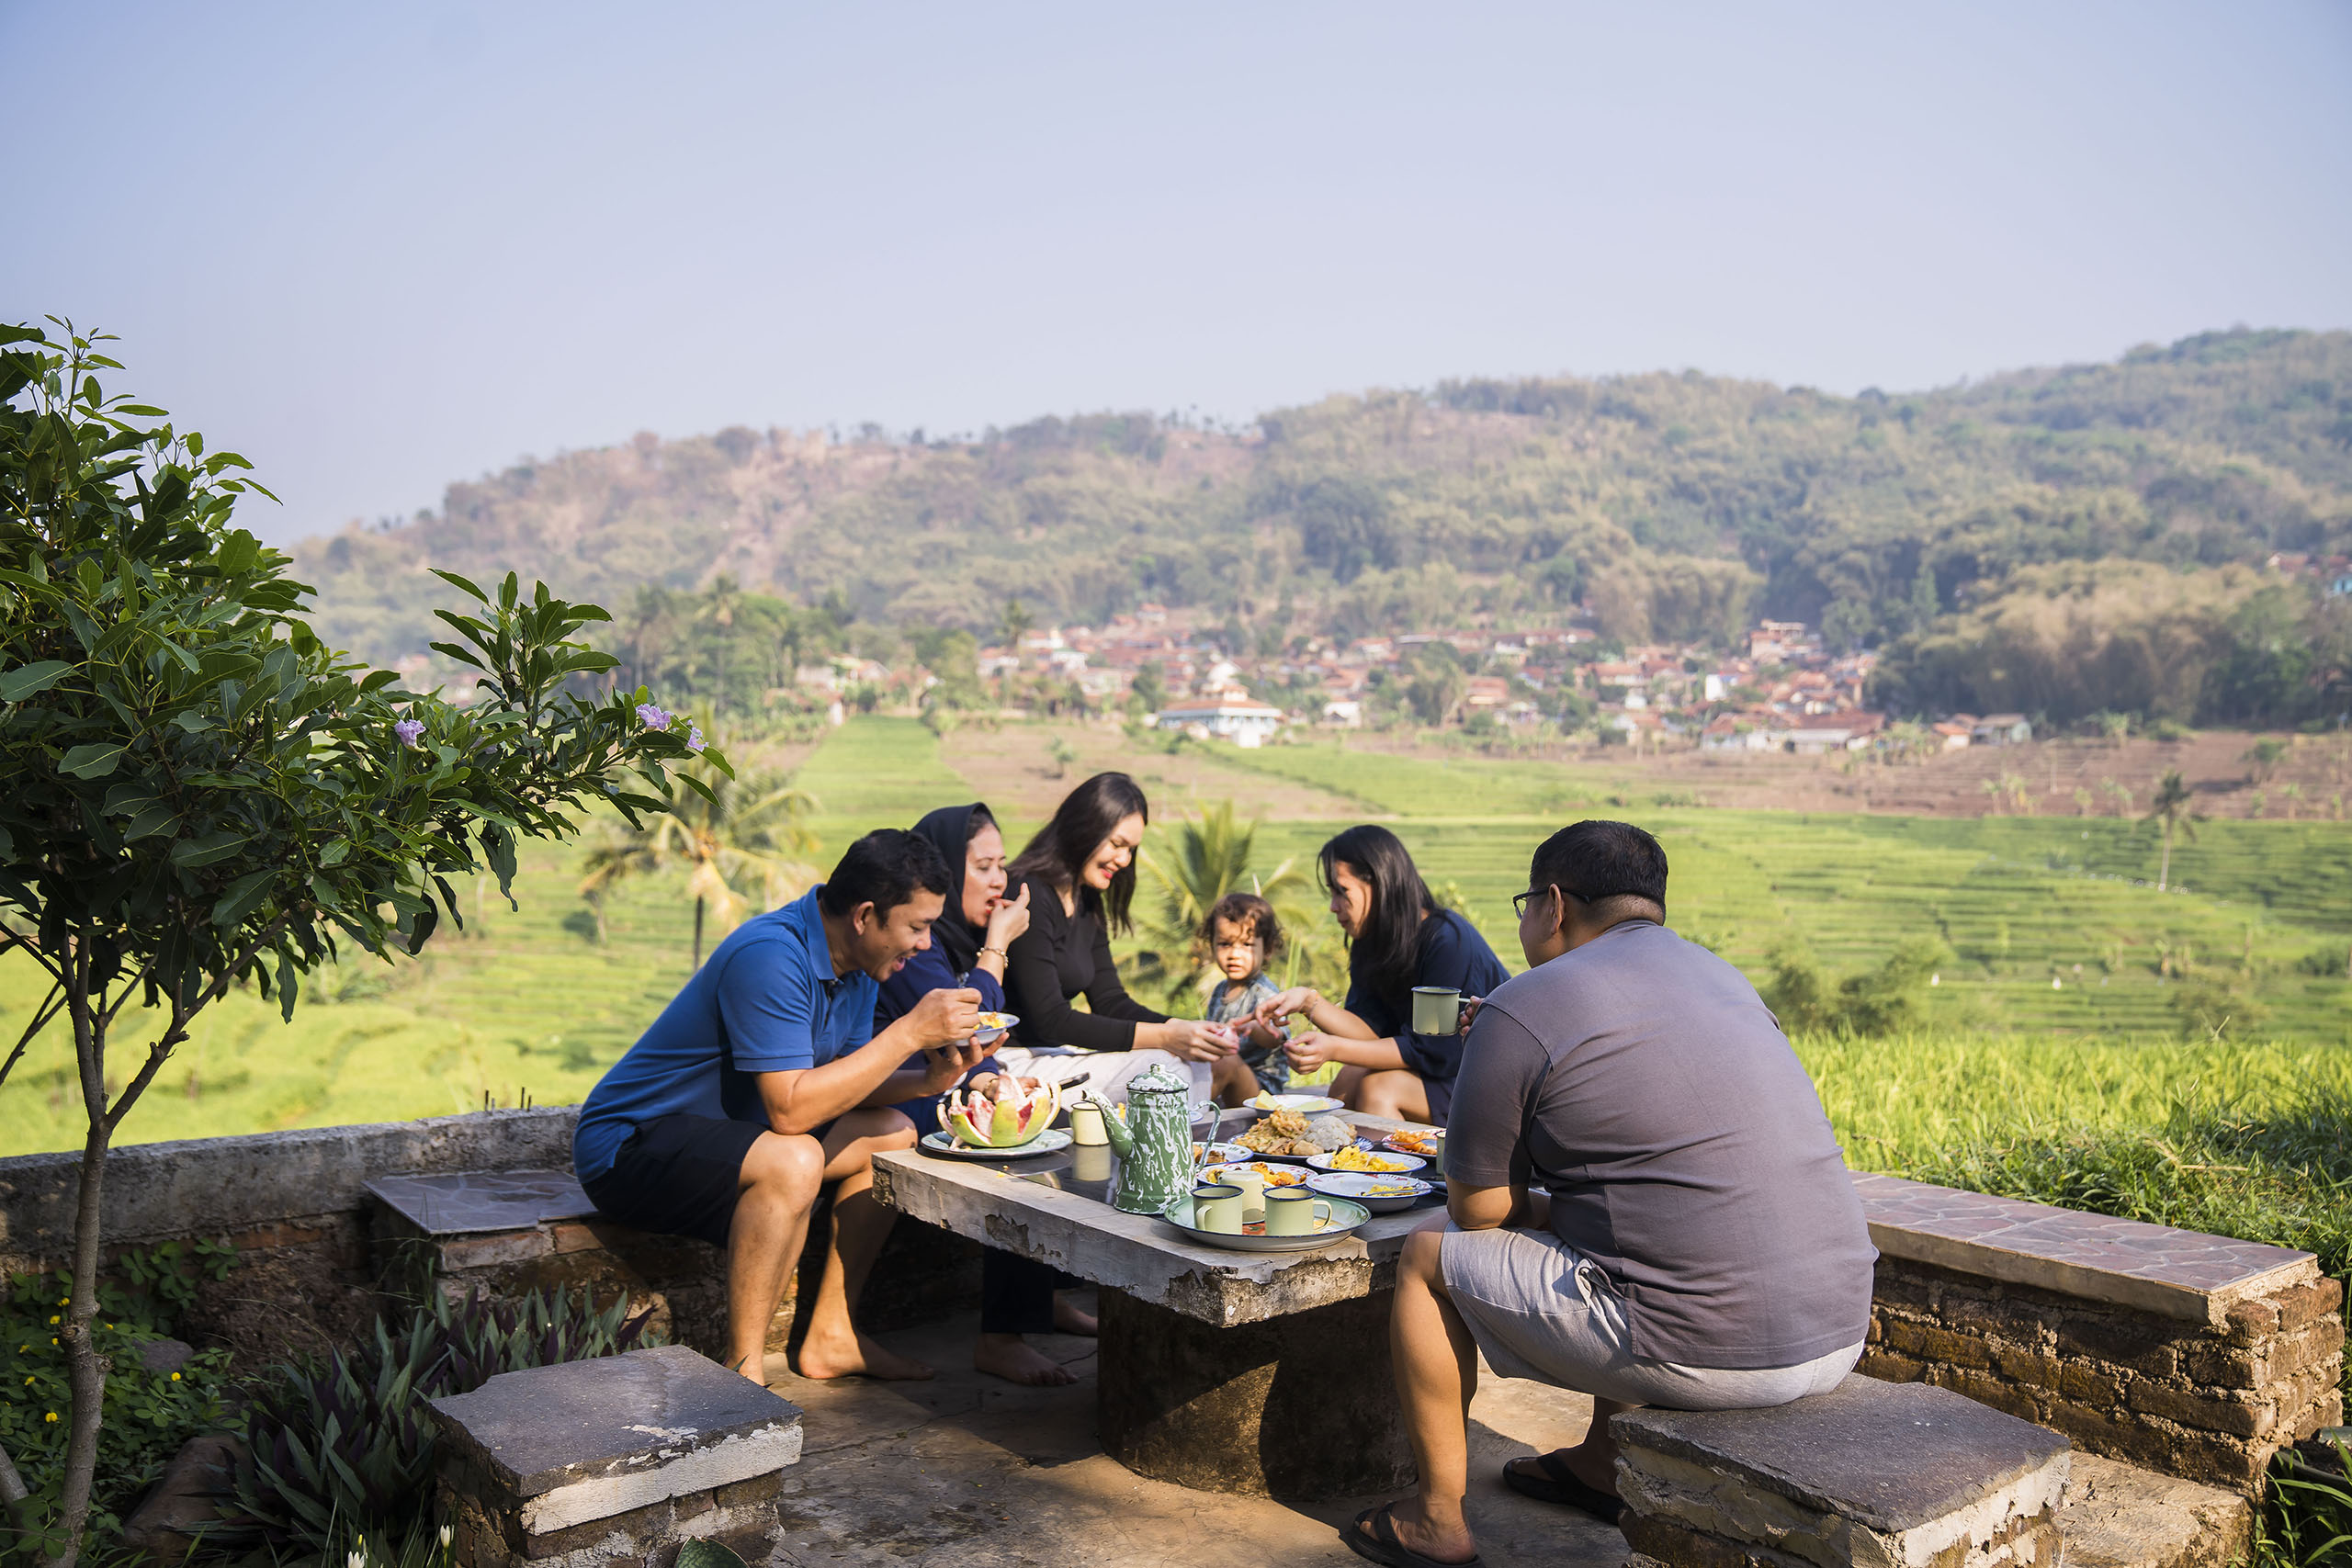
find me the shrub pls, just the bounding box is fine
[1766,940,1947,1037]
[0,1249,235,1561]
[0,1269,233,1561]
[2171,976,2269,1040]
[232,1286,655,1551]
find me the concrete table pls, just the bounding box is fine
[871,1111,1433,1499]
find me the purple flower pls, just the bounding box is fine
[393,718,424,749]
[686,725,706,754]
[635,703,671,731]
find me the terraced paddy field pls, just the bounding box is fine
[2,716,2345,1156]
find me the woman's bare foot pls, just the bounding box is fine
[794,1328,933,1381]
[1052,1293,1098,1337]
[974,1332,1078,1386]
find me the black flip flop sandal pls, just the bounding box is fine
[1501,1451,1623,1525]
[1342,1504,1483,1568]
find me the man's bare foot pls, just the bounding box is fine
[974,1333,1078,1386]
[1052,1293,1099,1337]
[1353,1499,1476,1565]
[724,1352,770,1387]
[794,1330,934,1381]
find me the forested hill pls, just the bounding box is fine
[298,329,2352,721]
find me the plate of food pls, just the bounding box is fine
[1200,1159,1313,1189]
[1248,1090,1346,1116]
[1232,1109,1356,1163]
[1306,1146,1427,1176]
[920,1128,1072,1160]
[1375,1126,1442,1159]
[1306,1170,1436,1213]
[967,1010,1019,1045]
[1159,1190,1372,1252]
[1192,1140,1252,1166]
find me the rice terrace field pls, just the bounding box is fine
[2,714,2345,1151]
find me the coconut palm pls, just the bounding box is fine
[578,757,820,966]
[2143,769,2200,893]
[1127,799,1325,1007]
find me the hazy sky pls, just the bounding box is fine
[7,2,2349,544]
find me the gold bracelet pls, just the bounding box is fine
[979,946,1008,962]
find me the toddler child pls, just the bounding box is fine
[1202,892,1329,1102]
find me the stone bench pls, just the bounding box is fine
[1851,1173,2345,1494]
[428,1344,802,1568]
[364,1167,979,1362]
[1613,1375,2072,1568]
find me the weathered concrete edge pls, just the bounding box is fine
[873,1152,1391,1327]
[0,1106,580,1253]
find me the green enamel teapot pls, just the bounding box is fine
[1090,1061,1195,1216]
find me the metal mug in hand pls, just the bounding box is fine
[1410,986,1463,1036]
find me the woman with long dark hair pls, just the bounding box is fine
[876,802,1094,1387]
[1253,823,1509,1125]
[1001,771,1250,1101]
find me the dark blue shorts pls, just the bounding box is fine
[582,1112,769,1249]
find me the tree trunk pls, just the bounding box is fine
[2158,818,2174,892]
[48,989,111,1568]
[693,896,707,970]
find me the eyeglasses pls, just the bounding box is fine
[1514,886,1620,917]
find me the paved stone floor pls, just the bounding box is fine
[759,1296,1626,1567]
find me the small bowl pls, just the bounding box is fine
[1306,1169,1436,1213]
[968,1010,1020,1046]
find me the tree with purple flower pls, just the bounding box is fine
[0,321,722,1568]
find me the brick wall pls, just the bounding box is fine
[1862,1256,2345,1493]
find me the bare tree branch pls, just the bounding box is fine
[0,926,63,984]
[0,980,65,1091]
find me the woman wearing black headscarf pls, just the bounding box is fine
[876,802,1093,1385]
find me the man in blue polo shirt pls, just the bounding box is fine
[576,829,985,1384]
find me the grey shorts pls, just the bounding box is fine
[1438,1224,1862,1409]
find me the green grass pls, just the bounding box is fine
[1802,1031,2352,1412]
[787,715,971,834]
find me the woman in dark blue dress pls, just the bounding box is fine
[876,802,1093,1385]
[1253,824,1509,1126]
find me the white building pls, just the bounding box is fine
[1157,697,1284,748]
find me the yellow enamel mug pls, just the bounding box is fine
[1191,1182,1245,1235]
[1263,1187,1332,1236]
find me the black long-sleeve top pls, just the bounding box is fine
[1002,873,1167,1052]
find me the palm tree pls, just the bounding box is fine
[578,757,820,967]
[2143,769,2200,893]
[1127,800,1322,1006]
[698,574,742,716]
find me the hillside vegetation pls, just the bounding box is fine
[298,331,2352,726]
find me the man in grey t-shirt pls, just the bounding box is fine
[1345,821,1875,1568]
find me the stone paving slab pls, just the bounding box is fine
[1851,1172,2318,1325]
[368,1167,601,1235]
[757,1300,1623,1568]
[871,1112,1430,1327]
